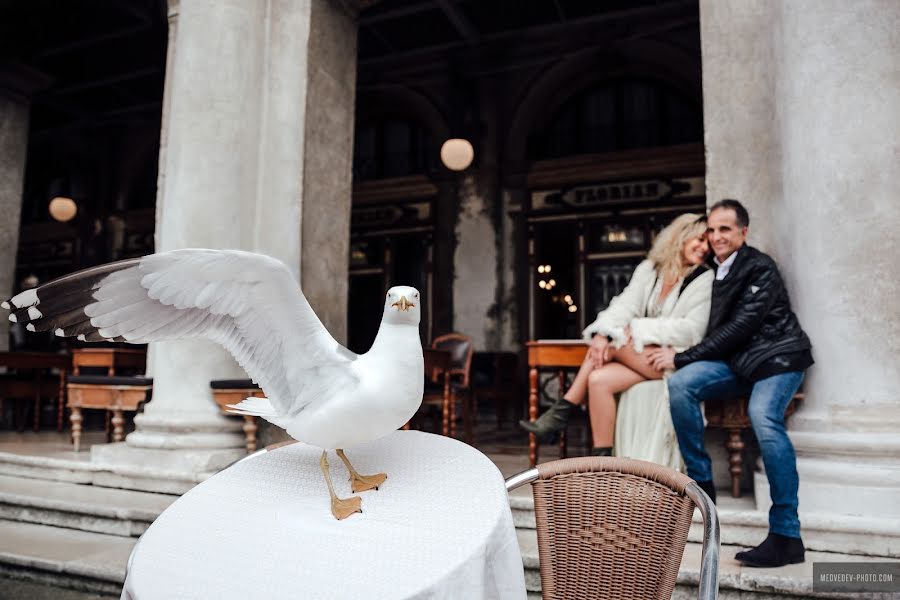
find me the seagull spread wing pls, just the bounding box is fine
[3,248,358,416]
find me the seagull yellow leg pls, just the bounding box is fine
[337,449,387,493]
[320,451,362,520]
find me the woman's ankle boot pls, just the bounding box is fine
[519,399,575,440]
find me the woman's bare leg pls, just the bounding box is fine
[607,344,665,380]
[562,354,596,406]
[587,363,646,447]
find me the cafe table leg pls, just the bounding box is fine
[57,370,66,432]
[528,366,538,467]
[243,415,258,453]
[111,409,126,442]
[71,406,83,452]
[557,370,567,459]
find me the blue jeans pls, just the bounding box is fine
[668,360,804,538]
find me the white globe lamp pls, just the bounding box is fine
[49,196,77,222]
[440,138,474,171]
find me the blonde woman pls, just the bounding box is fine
[520,213,712,467]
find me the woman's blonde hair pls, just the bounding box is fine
[647,213,708,282]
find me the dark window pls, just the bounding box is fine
[353,119,433,181]
[532,79,702,159]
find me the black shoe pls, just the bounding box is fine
[735,533,805,568]
[590,447,612,457]
[696,479,717,505]
[519,399,575,441]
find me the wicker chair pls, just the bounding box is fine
[506,456,719,600]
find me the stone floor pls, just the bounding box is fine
[0,430,106,462]
[1,416,897,599]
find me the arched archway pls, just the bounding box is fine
[349,87,453,352]
[504,39,701,167]
[503,40,706,342]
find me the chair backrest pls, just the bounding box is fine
[507,456,719,600]
[431,333,473,387]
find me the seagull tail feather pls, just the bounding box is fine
[226,397,289,429]
[226,397,276,417]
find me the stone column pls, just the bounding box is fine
[0,65,46,352]
[0,95,29,353]
[701,0,900,556]
[92,0,357,486]
[454,172,498,350]
[453,79,501,351]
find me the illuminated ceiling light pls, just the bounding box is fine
[537,265,545,274]
[49,196,77,222]
[538,280,547,289]
[564,295,573,304]
[440,138,474,171]
[568,305,577,313]
[548,279,556,288]
[544,265,551,273]
[21,274,39,289]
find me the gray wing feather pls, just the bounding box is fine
[4,249,358,415]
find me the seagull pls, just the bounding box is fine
[2,248,424,520]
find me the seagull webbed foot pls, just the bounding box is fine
[330,494,362,520]
[350,471,387,493]
[337,449,388,493]
[320,450,363,520]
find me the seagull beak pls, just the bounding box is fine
[392,295,414,311]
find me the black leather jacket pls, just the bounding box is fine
[674,245,812,378]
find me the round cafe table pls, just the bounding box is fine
[121,430,526,599]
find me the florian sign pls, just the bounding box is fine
[351,201,431,229]
[530,177,701,212]
[558,179,674,207]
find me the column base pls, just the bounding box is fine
[752,430,900,557]
[90,443,247,494]
[88,413,249,494]
[127,411,246,450]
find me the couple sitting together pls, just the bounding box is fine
[520,199,813,569]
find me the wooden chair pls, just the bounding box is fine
[506,456,719,600]
[0,351,70,433]
[423,333,474,441]
[67,348,150,451]
[210,379,263,452]
[704,391,804,498]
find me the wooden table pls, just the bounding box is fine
[71,347,146,375]
[68,348,149,451]
[210,381,264,453]
[0,351,71,432]
[704,392,803,498]
[526,340,588,467]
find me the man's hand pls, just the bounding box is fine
[647,346,676,371]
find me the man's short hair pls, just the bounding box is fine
[709,198,750,228]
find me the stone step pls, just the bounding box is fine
[0,474,176,537]
[0,519,134,597]
[0,449,214,495]
[516,526,890,599]
[509,488,900,558]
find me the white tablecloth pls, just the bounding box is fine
[122,430,526,599]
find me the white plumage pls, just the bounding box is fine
[3,248,425,519]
